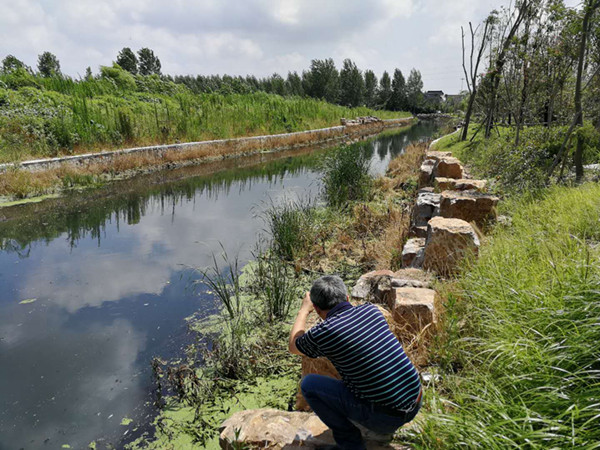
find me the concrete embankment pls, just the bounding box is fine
[0,117,413,174]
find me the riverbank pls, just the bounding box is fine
[0,117,414,204]
[122,126,437,449]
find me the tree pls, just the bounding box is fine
[304,58,339,103]
[364,70,378,108]
[37,51,61,77]
[85,66,93,80]
[116,47,138,74]
[138,48,161,76]
[389,69,407,111]
[406,69,424,112]
[339,59,365,107]
[574,0,600,180]
[378,71,392,108]
[461,15,494,140]
[286,71,304,96]
[1,55,27,73]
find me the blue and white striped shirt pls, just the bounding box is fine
[296,302,421,411]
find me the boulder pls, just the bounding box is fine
[412,190,441,227]
[391,287,438,336]
[423,217,480,276]
[409,224,428,239]
[219,408,410,449]
[350,269,395,305]
[392,268,434,288]
[425,150,452,162]
[401,238,426,268]
[435,177,487,192]
[419,159,436,187]
[439,190,499,228]
[434,157,464,179]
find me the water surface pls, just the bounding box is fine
[0,122,438,449]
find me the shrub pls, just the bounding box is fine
[321,142,373,208]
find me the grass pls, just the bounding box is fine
[411,183,600,449]
[0,69,410,163]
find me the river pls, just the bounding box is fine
[0,121,438,449]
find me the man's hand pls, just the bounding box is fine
[300,291,314,313]
[288,292,313,355]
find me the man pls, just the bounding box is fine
[289,275,422,450]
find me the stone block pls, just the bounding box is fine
[392,268,434,287]
[425,150,452,162]
[219,408,410,449]
[392,287,438,335]
[412,190,441,227]
[401,237,426,268]
[439,190,499,228]
[434,177,487,192]
[423,217,480,276]
[409,224,428,238]
[434,156,464,179]
[419,159,436,187]
[350,269,395,305]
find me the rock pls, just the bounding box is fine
[219,408,334,449]
[435,177,487,192]
[401,238,426,268]
[391,287,438,336]
[350,269,395,305]
[391,278,427,289]
[219,408,410,449]
[419,159,436,187]
[425,150,452,162]
[412,191,441,227]
[409,224,428,238]
[392,268,434,287]
[423,217,480,276]
[439,190,499,228]
[434,157,464,179]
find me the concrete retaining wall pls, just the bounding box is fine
[0,118,413,174]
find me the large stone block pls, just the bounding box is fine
[392,268,434,288]
[402,237,426,268]
[434,177,487,192]
[219,408,410,449]
[439,190,499,228]
[419,159,436,187]
[412,190,441,227]
[350,269,395,305]
[392,287,438,336]
[425,150,452,162]
[423,217,480,276]
[434,156,464,179]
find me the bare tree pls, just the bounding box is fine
[461,17,494,141]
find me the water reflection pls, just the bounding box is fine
[0,122,438,449]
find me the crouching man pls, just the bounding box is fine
[289,275,422,450]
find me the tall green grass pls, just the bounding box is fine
[321,142,374,208]
[0,70,409,163]
[416,183,600,449]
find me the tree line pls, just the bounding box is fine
[459,0,600,180]
[1,49,436,113]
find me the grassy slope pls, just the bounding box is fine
[413,134,600,448]
[0,72,410,163]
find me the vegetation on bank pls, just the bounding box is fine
[403,125,600,448]
[0,65,410,164]
[126,131,427,449]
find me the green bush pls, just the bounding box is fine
[321,142,373,208]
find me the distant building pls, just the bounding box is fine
[424,90,446,103]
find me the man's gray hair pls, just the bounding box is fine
[310,275,348,310]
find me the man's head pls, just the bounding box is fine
[310,275,348,311]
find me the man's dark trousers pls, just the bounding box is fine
[301,374,422,450]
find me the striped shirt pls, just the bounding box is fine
[296,301,421,411]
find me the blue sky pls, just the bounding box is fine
[0,0,583,94]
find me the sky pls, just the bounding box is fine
[0,0,583,94]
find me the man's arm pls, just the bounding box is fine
[288,292,314,355]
